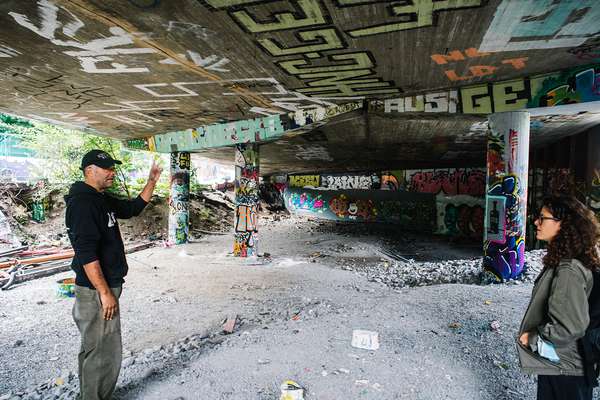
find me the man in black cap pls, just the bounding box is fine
[65,149,162,400]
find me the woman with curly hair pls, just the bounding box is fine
[517,195,600,400]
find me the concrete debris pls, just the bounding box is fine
[222,315,238,334]
[489,320,501,332]
[351,330,380,350]
[346,249,546,290]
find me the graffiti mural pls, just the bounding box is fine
[288,191,326,212]
[339,0,483,38]
[436,195,485,238]
[378,199,437,232]
[284,188,436,231]
[380,170,404,191]
[377,65,600,115]
[168,152,190,244]
[289,175,320,188]
[479,0,600,52]
[483,112,530,281]
[322,173,380,190]
[204,0,401,97]
[234,143,259,257]
[406,168,485,196]
[431,47,528,82]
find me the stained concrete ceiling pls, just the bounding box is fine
[0,0,599,174]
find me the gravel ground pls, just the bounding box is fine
[0,216,597,399]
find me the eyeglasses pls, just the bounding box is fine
[535,215,561,223]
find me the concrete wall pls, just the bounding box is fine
[283,168,486,237]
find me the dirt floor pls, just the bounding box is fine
[1,215,598,400]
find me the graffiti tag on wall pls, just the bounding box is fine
[322,173,380,190]
[479,0,600,52]
[378,65,600,114]
[204,0,402,98]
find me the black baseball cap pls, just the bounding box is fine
[80,149,122,170]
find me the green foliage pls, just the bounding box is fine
[1,113,171,198]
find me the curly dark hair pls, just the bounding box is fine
[541,195,600,270]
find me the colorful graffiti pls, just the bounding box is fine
[381,171,404,191]
[406,169,485,196]
[377,65,600,115]
[483,112,529,281]
[329,195,377,221]
[168,152,190,244]
[284,188,437,231]
[436,196,484,238]
[234,144,259,257]
[479,0,600,52]
[288,192,326,212]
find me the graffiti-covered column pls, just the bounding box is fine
[168,152,190,244]
[234,144,259,257]
[483,111,530,281]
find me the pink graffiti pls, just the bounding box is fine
[409,169,485,196]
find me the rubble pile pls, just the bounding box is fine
[344,249,546,289]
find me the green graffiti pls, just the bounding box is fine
[153,115,284,152]
[347,0,482,38]
[278,52,374,74]
[125,138,150,151]
[232,0,326,33]
[259,28,344,57]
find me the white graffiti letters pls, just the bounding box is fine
[9,0,156,73]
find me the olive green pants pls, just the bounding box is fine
[72,285,122,400]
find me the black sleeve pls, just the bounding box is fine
[106,195,148,219]
[67,202,101,265]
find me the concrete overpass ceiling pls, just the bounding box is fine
[0,0,599,173]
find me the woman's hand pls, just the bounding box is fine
[519,332,530,347]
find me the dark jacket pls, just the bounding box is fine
[582,270,600,385]
[65,181,147,288]
[517,259,593,376]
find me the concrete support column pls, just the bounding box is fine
[168,152,190,245]
[483,111,530,281]
[233,143,259,257]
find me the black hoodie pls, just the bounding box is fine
[65,181,147,288]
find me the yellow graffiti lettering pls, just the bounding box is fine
[492,79,528,112]
[232,0,326,33]
[461,84,492,114]
[258,28,343,56]
[278,52,373,74]
[289,175,320,187]
[347,0,481,38]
